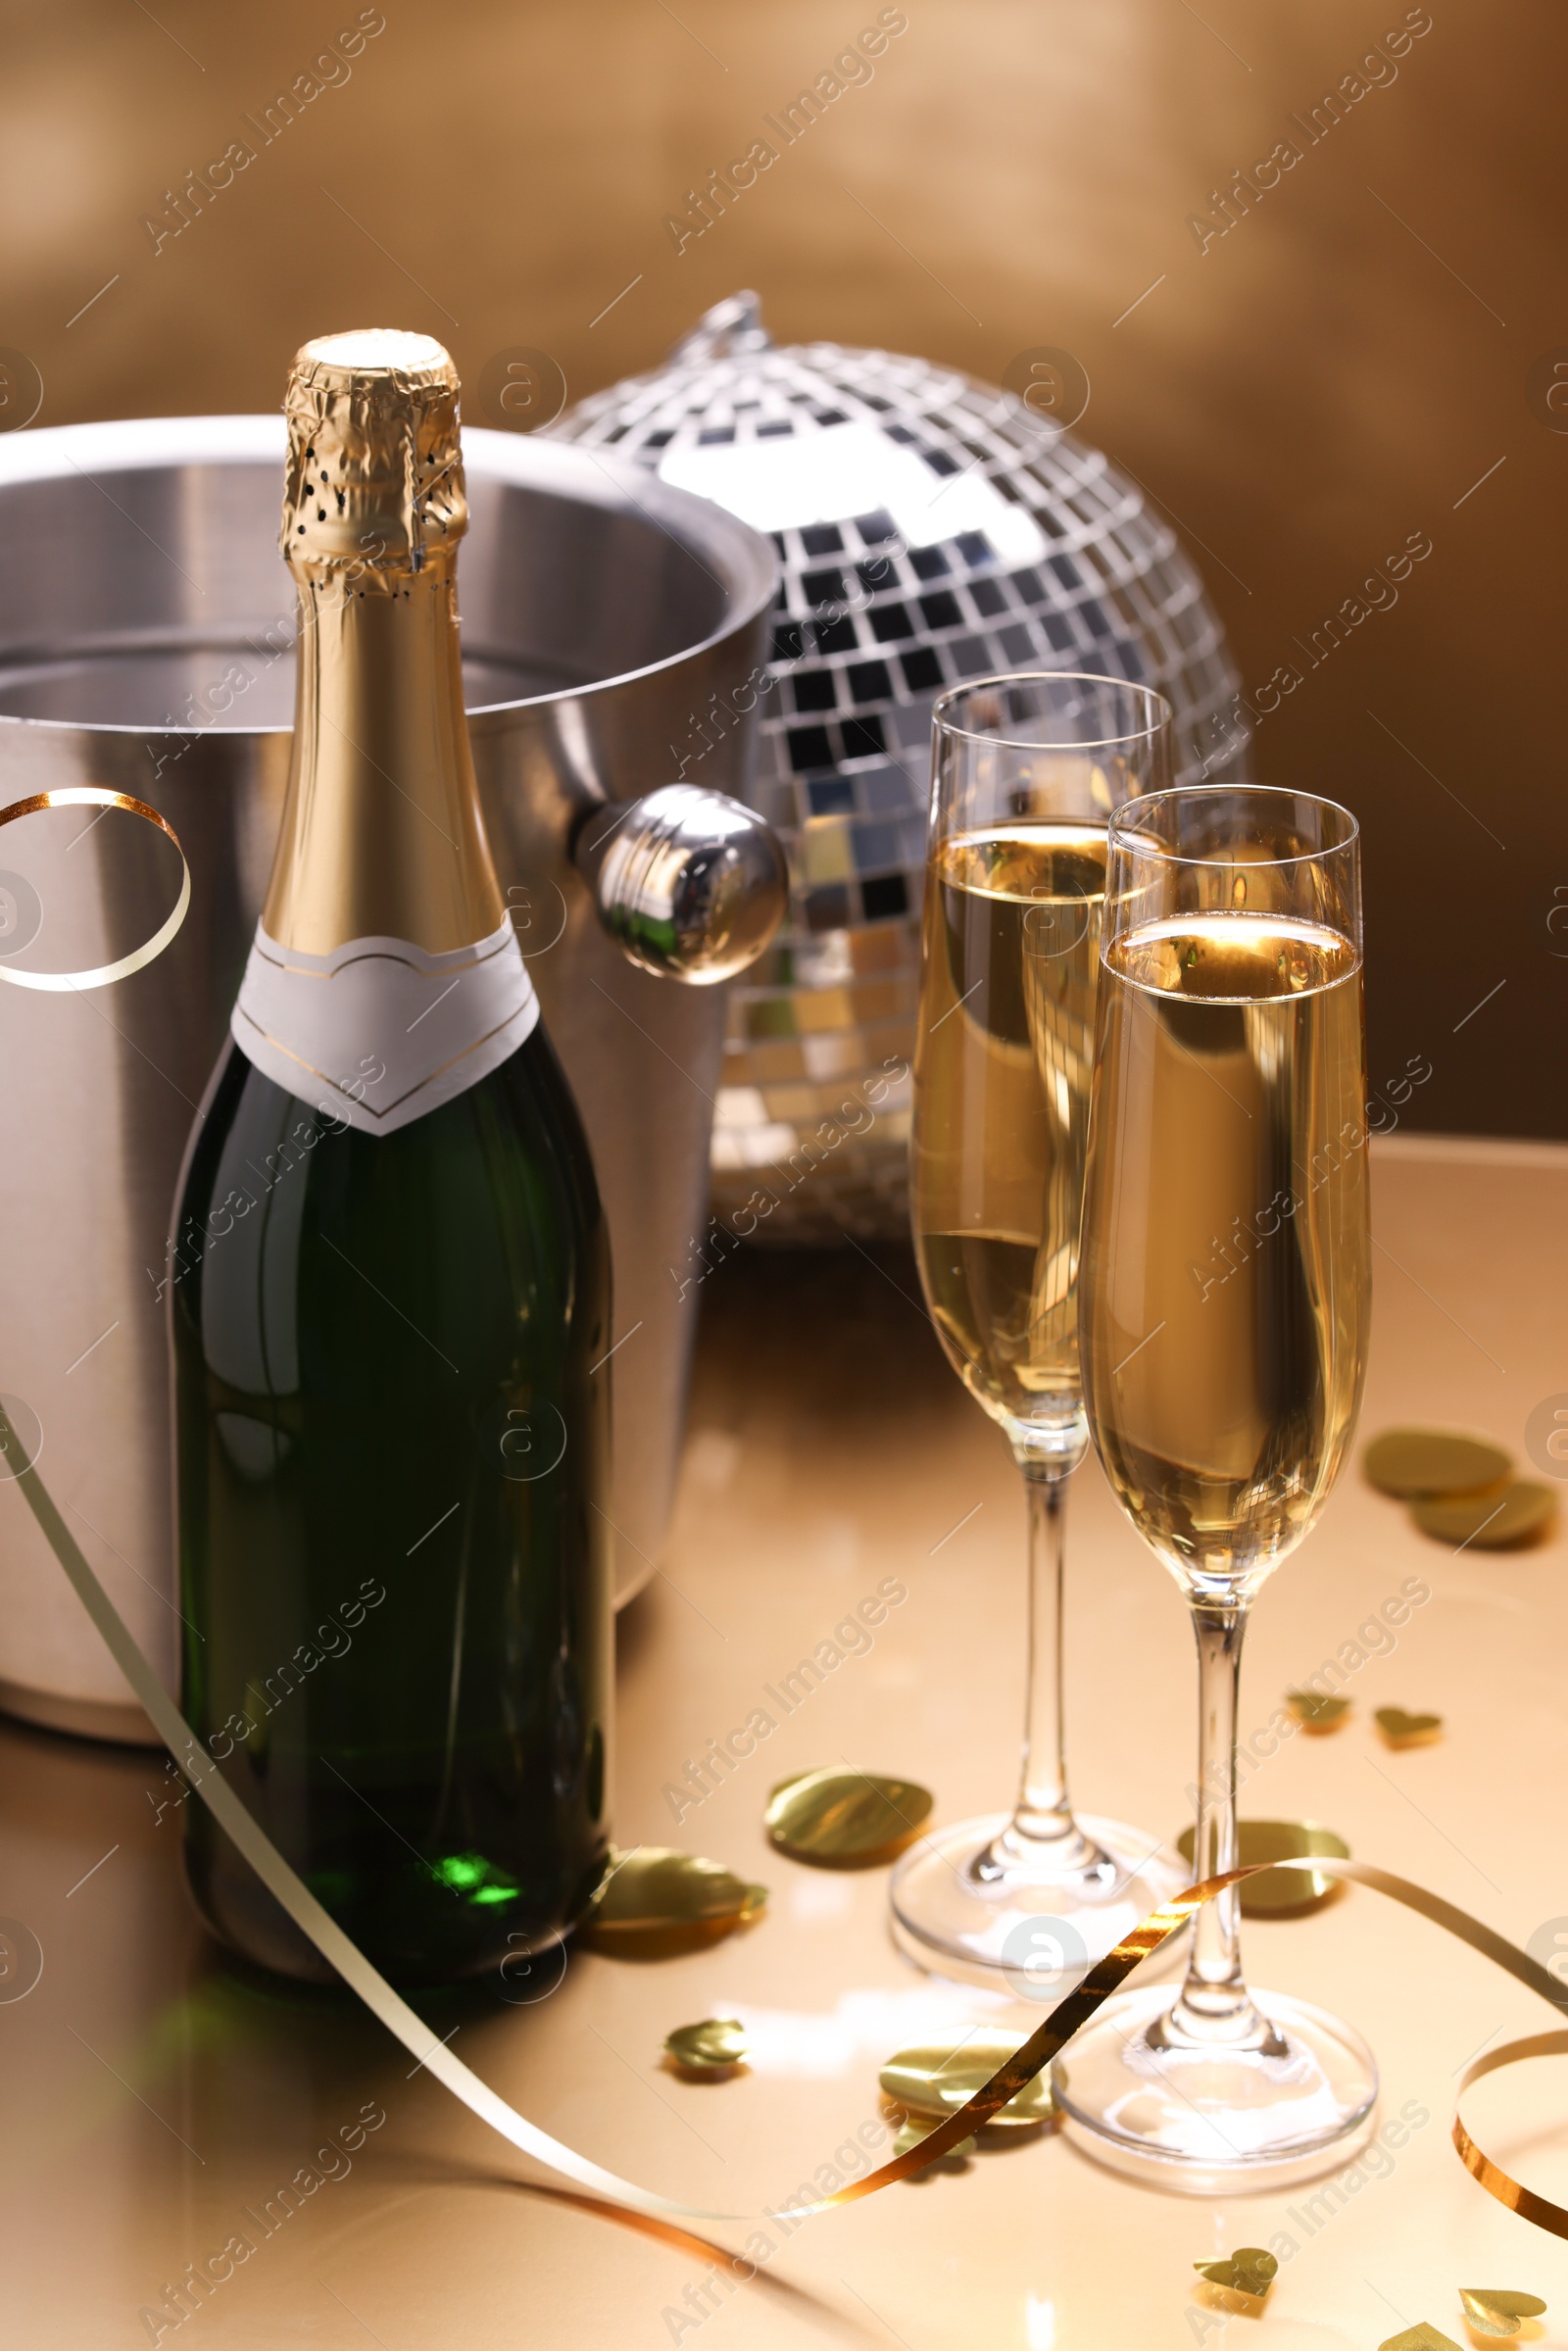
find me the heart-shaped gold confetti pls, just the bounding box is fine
[1458,2288,1547,2338]
[764,1767,933,1868]
[880,2033,1054,2130]
[1411,1482,1556,1551]
[1194,2246,1277,2307]
[1376,1707,1444,1750]
[1177,1820,1349,1917]
[1364,1429,1512,1498]
[1380,2328,1464,2351]
[1287,1689,1351,1733]
[663,2018,748,2079]
[578,1846,766,1958]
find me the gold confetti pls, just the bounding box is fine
[1287,1689,1351,1733]
[1380,2329,1464,2351]
[1177,1820,1349,1917]
[892,2116,976,2170]
[1458,2288,1547,2338]
[1411,1482,1557,1551]
[663,2018,749,2079]
[764,1767,933,1868]
[578,1846,766,1958]
[880,2034,1054,2130]
[1194,2246,1276,2313]
[1364,1428,1511,1498]
[1376,1707,1444,1750]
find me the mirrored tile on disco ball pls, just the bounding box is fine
[549,293,1244,1244]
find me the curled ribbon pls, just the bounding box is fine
[0,787,190,990]
[7,1402,1565,2245]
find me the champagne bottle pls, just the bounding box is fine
[172,331,612,1984]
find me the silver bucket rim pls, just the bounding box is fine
[0,414,779,739]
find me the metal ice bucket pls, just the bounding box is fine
[0,416,779,1742]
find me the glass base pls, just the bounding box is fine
[1053,1982,1379,2194]
[889,1812,1186,1995]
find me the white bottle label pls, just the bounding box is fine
[230,917,540,1137]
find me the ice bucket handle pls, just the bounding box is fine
[573,785,786,985]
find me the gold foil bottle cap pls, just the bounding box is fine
[281,327,466,582]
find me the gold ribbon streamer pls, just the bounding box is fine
[829,1858,1568,2223]
[0,788,190,990]
[1454,2029,1568,2238]
[5,1403,1567,2241]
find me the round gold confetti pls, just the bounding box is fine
[664,2018,748,2078]
[1177,1821,1349,1918]
[764,1767,933,1869]
[1376,1707,1444,1750]
[1364,1429,1511,1498]
[1410,1481,1556,1551]
[892,2117,976,2168]
[1287,1690,1351,1733]
[578,1846,766,1958]
[880,2033,1054,2130]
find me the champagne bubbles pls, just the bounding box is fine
[0,1918,43,2002]
[476,347,567,433]
[0,871,42,958]
[0,1395,42,1481]
[1001,346,1091,437]
[0,350,43,435]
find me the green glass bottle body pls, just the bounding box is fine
[172,1027,612,1984]
[172,329,612,1985]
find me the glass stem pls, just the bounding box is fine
[1003,1461,1095,1867]
[1167,1600,1263,2041]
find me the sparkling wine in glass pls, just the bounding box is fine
[1054,783,1376,2190]
[891,673,1185,1991]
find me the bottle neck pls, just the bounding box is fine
[263,565,505,956]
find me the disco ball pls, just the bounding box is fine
[552,293,1241,1242]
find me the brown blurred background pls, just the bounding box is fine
[4,0,1563,1134]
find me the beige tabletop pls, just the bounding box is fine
[6,1133,1568,2350]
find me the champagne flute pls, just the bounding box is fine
[1055,783,1376,2190]
[891,673,1185,1990]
